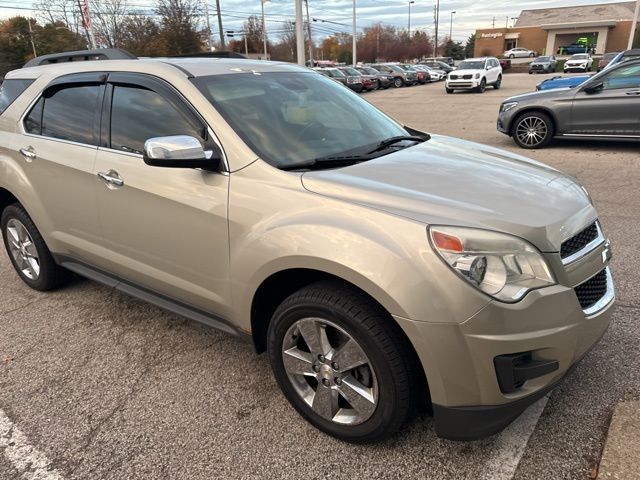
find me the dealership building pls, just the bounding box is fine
[474,1,637,57]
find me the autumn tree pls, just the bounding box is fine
[119,14,167,56]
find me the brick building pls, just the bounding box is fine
[474,1,637,57]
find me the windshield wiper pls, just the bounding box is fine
[366,135,427,154]
[279,155,371,171]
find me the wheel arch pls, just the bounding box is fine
[0,187,19,215]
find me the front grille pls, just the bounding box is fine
[574,269,608,310]
[462,74,472,79]
[561,222,598,259]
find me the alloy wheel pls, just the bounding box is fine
[515,116,548,147]
[281,317,378,426]
[6,219,40,280]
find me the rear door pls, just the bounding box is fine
[93,73,230,314]
[16,73,106,266]
[568,63,640,136]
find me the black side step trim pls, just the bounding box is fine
[59,258,245,339]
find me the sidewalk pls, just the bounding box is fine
[597,401,640,479]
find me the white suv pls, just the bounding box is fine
[446,57,502,94]
[564,53,594,72]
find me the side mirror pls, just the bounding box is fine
[143,135,221,170]
[583,82,604,94]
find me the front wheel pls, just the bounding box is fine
[476,78,486,93]
[512,111,554,149]
[509,54,515,59]
[267,281,416,443]
[393,77,404,88]
[446,87,454,94]
[1,204,72,291]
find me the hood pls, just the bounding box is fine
[531,60,551,65]
[504,85,580,102]
[301,135,594,252]
[566,58,589,65]
[450,69,484,76]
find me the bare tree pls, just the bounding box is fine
[34,0,82,36]
[90,0,130,48]
[156,0,205,55]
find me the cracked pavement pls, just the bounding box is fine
[1,73,639,479]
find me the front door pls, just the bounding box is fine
[93,73,230,315]
[568,63,640,136]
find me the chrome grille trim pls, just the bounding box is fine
[561,221,605,266]
[582,267,615,317]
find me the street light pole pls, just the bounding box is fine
[629,0,640,49]
[295,0,305,65]
[449,11,455,39]
[261,0,269,59]
[434,0,440,57]
[352,0,357,65]
[408,1,415,36]
[304,0,313,66]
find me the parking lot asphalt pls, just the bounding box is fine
[1,73,639,480]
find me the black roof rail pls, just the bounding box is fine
[23,48,137,68]
[168,51,247,59]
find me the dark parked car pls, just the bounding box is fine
[435,56,455,67]
[369,63,418,87]
[529,56,557,74]
[355,66,393,89]
[338,66,372,92]
[557,43,592,55]
[399,64,430,84]
[420,60,454,73]
[497,59,640,148]
[598,52,620,71]
[313,67,348,86]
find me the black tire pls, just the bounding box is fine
[476,78,486,93]
[267,280,418,443]
[393,77,404,88]
[374,79,380,90]
[446,87,454,94]
[1,204,72,291]
[493,75,502,89]
[529,52,535,58]
[511,111,554,149]
[509,54,515,59]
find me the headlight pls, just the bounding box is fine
[475,73,481,79]
[500,101,518,113]
[429,226,556,302]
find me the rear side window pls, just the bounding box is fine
[24,84,100,145]
[0,79,34,115]
[109,85,205,154]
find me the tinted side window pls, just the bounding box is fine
[602,64,640,90]
[110,85,204,154]
[24,97,43,134]
[41,85,100,145]
[0,79,34,115]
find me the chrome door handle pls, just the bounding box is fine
[19,147,36,161]
[97,170,124,187]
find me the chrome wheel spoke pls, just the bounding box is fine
[26,256,40,277]
[7,226,20,247]
[311,383,339,419]
[5,219,39,280]
[338,375,376,418]
[282,347,315,377]
[297,319,332,356]
[332,338,368,373]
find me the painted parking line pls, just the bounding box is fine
[0,408,64,480]
[481,396,549,480]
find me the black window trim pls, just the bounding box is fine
[20,72,107,149]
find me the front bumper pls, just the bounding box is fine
[565,64,588,71]
[395,250,615,440]
[446,78,480,90]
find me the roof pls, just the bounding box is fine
[8,57,310,80]
[515,1,636,27]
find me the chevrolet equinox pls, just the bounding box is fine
[0,50,615,443]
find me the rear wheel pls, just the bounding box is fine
[267,281,417,443]
[493,75,502,89]
[1,204,71,291]
[393,77,404,88]
[512,111,554,149]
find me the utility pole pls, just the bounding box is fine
[244,33,248,56]
[433,0,440,57]
[304,0,313,66]
[629,0,640,49]
[352,0,357,65]
[408,0,414,36]
[449,10,456,39]
[204,0,213,51]
[261,0,270,59]
[492,16,495,28]
[295,0,305,65]
[77,0,96,49]
[216,0,225,48]
[27,17,37,57]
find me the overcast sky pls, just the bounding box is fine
[0,0,632,42]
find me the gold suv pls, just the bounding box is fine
[0,50,615,443]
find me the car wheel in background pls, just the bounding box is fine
[529,52,535,58]
[267,281,417,443]
[374,79,380,90]
[393,77,404,88]
[512,111,554,149]
[1,204,72,291]
[509,54,515,59]
[476,78,486,93]
[493,75,502,89]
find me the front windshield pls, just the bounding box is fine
[327,69,345,78]
[535,56,550,62]
[342,67,361,76]
[572,54,588,59]
[458,60,485,70]
[386,65,404,73]
[192,72,408,169]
